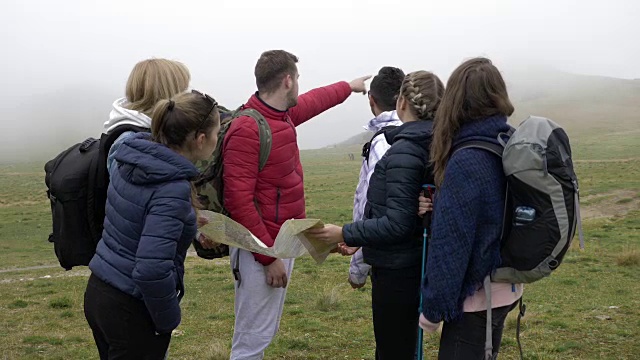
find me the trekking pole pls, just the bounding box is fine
[416,184,435,360]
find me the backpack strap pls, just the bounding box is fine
[237,108,272,172]
[90,124,147,239]
[484,275,493,360]
[452,140,504,158]
[464,137,526,360]
[572,179,586,250]
[516,297,526,360]
[361,125,397,164]
[97,124,149,189]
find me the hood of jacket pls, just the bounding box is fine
[364,110,403,132]
[114,133,198,185]
[453,115,513,148]
[104,97,152,133]
[385,120,433,149]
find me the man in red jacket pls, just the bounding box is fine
[220,50,369,359]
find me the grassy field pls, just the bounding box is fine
[1,129,639,360]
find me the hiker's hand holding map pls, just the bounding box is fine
[197,210,336,264]
[305,224,344,244]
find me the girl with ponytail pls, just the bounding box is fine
[84,90,220,359]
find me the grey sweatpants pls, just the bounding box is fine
[229,247,295,360]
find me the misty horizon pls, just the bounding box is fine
[1,0,639,163]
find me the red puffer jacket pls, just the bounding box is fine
[222,82,352,265]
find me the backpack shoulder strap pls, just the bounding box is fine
[237,108,272,172]
[452,140,504,158]
[455,138,513,262]
[96,124,148,188]
[362,125,397,163]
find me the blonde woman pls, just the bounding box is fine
[104,58,191,170]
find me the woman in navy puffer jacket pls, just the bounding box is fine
[84,90,220,359]
[309,71,444,360]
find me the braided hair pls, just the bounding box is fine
[399,71,444,121]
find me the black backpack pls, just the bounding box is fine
[454,116,583,284]
[44,125,146,270]
[454,116,584,360]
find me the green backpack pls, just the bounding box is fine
[192,106,272,259]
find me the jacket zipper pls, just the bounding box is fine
[275,188,281,223]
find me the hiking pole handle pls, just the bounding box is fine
[421,184,436,229]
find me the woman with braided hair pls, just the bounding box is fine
[309,71,444,359]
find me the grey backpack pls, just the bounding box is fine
[455,115,584,359]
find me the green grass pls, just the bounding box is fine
[616,247,640,267]
[0,131,639,359]
[49,297,73,309]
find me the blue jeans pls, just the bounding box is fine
[438,301,518,360]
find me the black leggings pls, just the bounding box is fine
[370,265,422,360]
[84,274,171,360]
[438,300,519,360]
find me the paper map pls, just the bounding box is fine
[198,210,335,264]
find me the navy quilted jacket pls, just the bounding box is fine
[342,120,434,269]
[89,132,198,334]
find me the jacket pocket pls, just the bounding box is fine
[275,187,281,223]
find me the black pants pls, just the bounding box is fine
[84,274,171,360]
[371,265,421,360]
[438,300,518,360]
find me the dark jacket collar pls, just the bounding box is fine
[453,115,513,148]
[384,120,433,147]
[244,92,288,121]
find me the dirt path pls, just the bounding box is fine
[0,200,47,208]
[581,189,640,220]
[0,264,59,274]
[574,158,639,163]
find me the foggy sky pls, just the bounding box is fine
[1,0,638,161]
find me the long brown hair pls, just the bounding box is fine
[399,71,444,121]
[430,57,514,186]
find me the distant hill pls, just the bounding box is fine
[330,132,374,148]
[330,68,640,148]
[506,67,640,133]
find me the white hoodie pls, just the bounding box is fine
[104,98,152,172]
[349,111,403,286]
[103,97,152,133]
